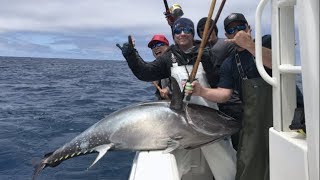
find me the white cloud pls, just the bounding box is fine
[0,0,272,60]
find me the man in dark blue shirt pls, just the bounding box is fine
[218,34,272,100]
[186,13,273,180]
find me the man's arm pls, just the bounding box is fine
[121,43,171,81]
[187,81,233,103]
[226,31,272,69]
[241,40,272,69]
[199,86,233,103]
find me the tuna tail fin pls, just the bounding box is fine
[32,151,54,180]
[169,77,184,110]
[32,160,47,180]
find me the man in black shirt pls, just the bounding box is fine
[186,13,273,180]
[196,17,243,149]
[148,34,171,100]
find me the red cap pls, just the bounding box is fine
[147,34,169,48]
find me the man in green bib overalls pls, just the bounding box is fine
[186,13,273,180]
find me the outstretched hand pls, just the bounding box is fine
[117,35,136,57]
[120,43,135,56]
[225,29,254,50]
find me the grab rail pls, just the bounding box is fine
[279,64,301,74]
[255,0,277,87]
[256,0,300,132]
[256,0,301,86]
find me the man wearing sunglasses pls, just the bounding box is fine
[147,34,171,100]
[196,17,237,85]
[197,17,243,151]
[186,13,273,180]
[121,17,237,180]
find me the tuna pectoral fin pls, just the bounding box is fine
[88,143,113,169]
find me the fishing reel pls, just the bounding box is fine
[163,2,184,27]
[169,3,184,19]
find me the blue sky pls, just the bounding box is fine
[0,0,273,61]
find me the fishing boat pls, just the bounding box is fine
[128,0,319,179]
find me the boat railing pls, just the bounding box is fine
[255,0,300,132]
[255,0,319,180]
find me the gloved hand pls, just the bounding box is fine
[120,43,135,57]
[185,82,193,91]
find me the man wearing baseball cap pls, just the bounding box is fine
[147,34,171,100]
[148,34,170,58]
[196,17,242,151]
[224,13,248,31]
[186,13,273,180]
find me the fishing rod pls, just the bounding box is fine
[153,81,162,92]
[187,0,217,85]
[204,0,227,44]
[213,0,226,24]
[184,0,218,101]
[163,0,175,27]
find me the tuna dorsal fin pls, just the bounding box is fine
[88,143,113,169]
[169,77,184,110]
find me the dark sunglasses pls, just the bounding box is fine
[226,24,246,35]
[151,42,165,49]
[173,27,193,35]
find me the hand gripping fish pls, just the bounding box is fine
[32,78,240,179]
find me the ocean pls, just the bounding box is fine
[0,56,156,180]
[0,56,303,180]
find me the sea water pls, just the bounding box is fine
[0,56,155,180]
[0,56,303,180]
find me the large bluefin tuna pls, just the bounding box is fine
[33,78,240,179]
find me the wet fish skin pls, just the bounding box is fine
[32,101,240,180]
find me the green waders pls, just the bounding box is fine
[235,78,273,180]
[233,53,273,180]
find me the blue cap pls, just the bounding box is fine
[172,17,195,37]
